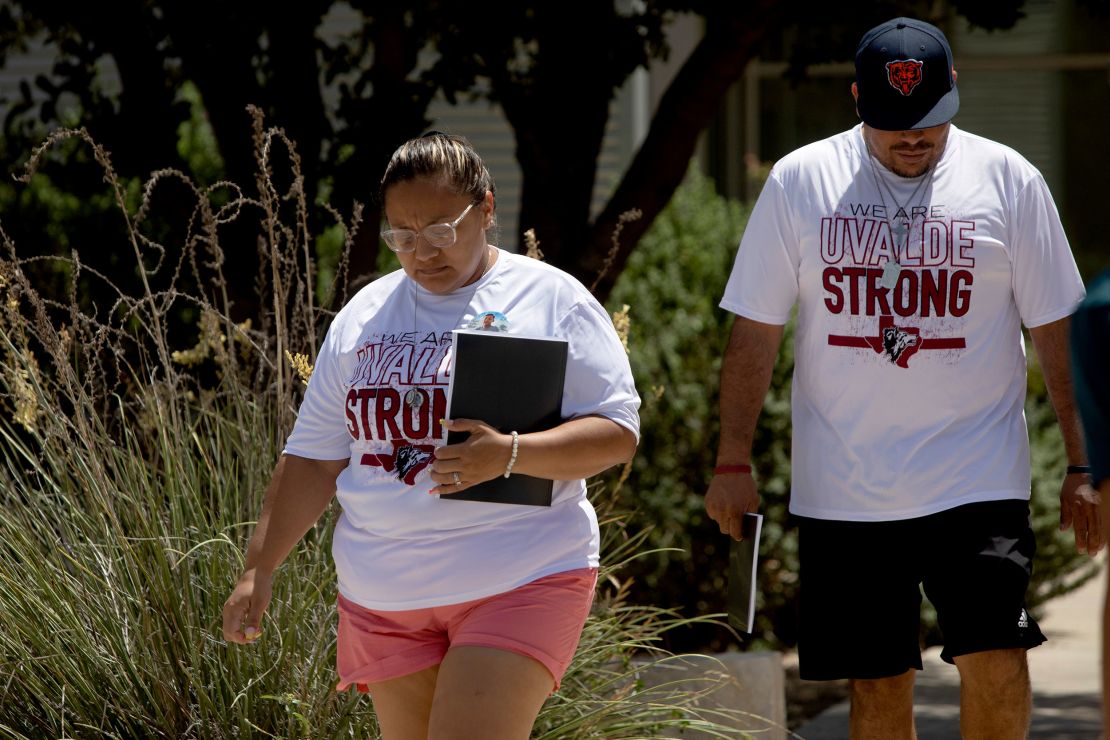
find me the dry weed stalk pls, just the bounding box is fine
[4,110,362,447]
[590,207,642,294]
[0,260,42,431]
[284,350,315,387]
[523,228,544,260]
[611,304,631,355]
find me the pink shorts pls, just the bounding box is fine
[336,568,597,693]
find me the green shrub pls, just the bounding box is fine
[609,166,1099,654]
[606,168,798,652]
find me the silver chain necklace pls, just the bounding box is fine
[404,247,491,410]
[864,134,937,289]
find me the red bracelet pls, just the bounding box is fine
[714,464,752,475]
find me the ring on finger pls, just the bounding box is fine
[452,472,461,486]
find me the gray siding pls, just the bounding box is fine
[951,0,1063,193]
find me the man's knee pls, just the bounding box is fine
[954,648,1031,737]
[955,647,1031,709]
[850,669,916,704]
[954,647,1029,691]
[850,670,916,737]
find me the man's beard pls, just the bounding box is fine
[888,148,935,178]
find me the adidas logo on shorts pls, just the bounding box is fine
[1018,608,1029,629]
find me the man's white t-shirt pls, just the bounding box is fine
[285,249,641,609]
[721,124,1085,522]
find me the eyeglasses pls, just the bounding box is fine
[381,202,479,253]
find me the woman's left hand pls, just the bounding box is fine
[430,418,512,494]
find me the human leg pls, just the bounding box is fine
[428,645,553,740]
[334,593,451,737]
[922,500,1044,738]
[427,568,597,738]
[796,516,924,737]
[336,568,595,738]
[362,665,439,740]
[849,668,917,740]
[953,648,1030,739]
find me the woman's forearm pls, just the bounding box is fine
[510,415,637,481]
[242,454,347,575]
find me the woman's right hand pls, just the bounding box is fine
[222,568,273,644]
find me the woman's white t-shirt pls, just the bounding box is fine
[285,249,640,609]
[721,124,1085,521]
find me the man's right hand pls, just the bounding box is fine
[705,471,760,540]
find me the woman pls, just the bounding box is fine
[222,132,640,739]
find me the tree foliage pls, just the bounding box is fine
[0,0,1028,310]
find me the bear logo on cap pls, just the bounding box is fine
[886,59,924,96]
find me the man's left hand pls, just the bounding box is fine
[1060,472,1102,555]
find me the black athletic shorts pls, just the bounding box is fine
[796,499,1047,681]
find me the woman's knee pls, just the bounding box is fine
[427,647,552,740]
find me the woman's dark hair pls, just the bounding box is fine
[379,132,495,207]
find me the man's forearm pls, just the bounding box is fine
[716,316,785,465]
[1030,317,1088,465]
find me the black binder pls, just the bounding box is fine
[443,329,568,506]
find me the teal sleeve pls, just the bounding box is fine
[1071,270,1110,486]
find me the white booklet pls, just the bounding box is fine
[726,513,764,634]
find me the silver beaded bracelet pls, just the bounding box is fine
[503,431,519,478]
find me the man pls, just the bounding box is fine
[1070,269,1110,729]
[707,17,1100,738]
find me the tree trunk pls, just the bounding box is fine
[75,6,188,177]
[491,3,629,270]
[329,4,440,297]
[506,97,609,265]
[581,3,784,302]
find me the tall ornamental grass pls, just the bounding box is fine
[0,120,753,738]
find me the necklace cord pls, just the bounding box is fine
[864,134,937,263]
[406,247,493,411]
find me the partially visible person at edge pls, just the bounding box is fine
[705,17,1100,740]
[222,132,640,739]
[1070,269,1110,731]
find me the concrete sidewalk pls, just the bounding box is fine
[794,563,1105,739]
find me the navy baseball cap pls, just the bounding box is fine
[855,17,959,131]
